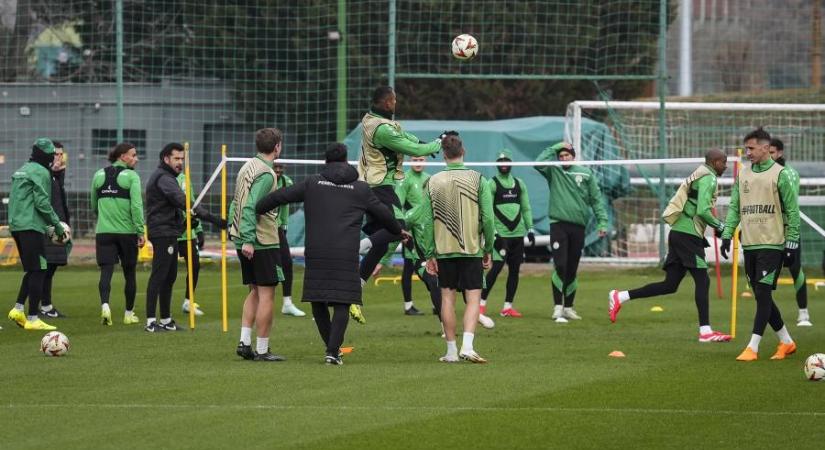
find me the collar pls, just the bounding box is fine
[159,162,180,176]
[370,108,394,120]
[255,154,275,168]
[751,158,774,172]
[445,161,465,170]
[113,160,128,169]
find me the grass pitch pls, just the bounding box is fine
[1,263,824,449]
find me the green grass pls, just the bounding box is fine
[1,263,824,449]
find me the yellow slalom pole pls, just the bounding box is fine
[729,148,743,338]
[184,142,196,330]
[220,144,229,333]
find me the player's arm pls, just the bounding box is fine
[90,169,102,215]
[364,187,402,235]
[396,179,408,211]
[779,168,801,243]
[417,188,436,259]
[31,173,61,227]
[278,175,294,228]
[588,174,609,232]
[238,173,274,245]
[373,124,440,157]
[518,178,535,230]
[535,142,566,178]
[127,171,145,235]
[255,179,307,215]
[722,181,741,239]
[695,175,723,233]
[479,177,496,254]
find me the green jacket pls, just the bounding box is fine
[368,112,441,187]
[782,163,800,226]
[489,173,534,237]
[276,174,293,228]
[90,161,145,235]
[416,162,495,259]
[534,144,608,231]
[176,173,203,241]
[228,157,278,250]
[379,169,432,264]
[9,162,61,234]
[723,158,800,250]
[670,165,722,239]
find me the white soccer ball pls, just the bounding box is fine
[40,331,70,357]
[451,34,478,61]
[803,353,825,381]
[46,221,71,244]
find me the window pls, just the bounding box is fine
[92,129,147,159]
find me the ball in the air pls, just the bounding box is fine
[451,34,478,61]
[41,331,70,357]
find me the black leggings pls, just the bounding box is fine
[146,237,178,320]
[17,263,59,308]
[402,258,416,303]
[311,302,350,356]
[482,260,521,303]
[16,270,46,317]
[179,241,200,300]
[784,244,807,309]
[551,222,585,307]
[99,264,137,310]
[278,228,293,297]
[628,263,711,327]
[359,186,403,281]
[753,283,785,336]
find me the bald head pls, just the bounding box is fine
[705,149,727,176]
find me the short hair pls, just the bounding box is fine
[325,142,348,162]
[441,135,464,159]
[160,142,184,161]
[255,128,283,154]
[371,86,394,105]
[743,127,771,144]
[108,142,136,163]
[770,137,784,151]
[52,141,64,150]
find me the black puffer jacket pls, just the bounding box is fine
[44,170,71,265]
[145,163,222,240]
[256,161,400,304]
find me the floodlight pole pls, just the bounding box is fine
[656,0,669,263]
[115,0,124,141]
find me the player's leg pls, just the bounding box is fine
[788,244,810,326]
[95,234,117,325]
[236,283,258,360]
[481,236,504,312]
[438,258,459,362]
[610,264,687,323]
[459,258,486,363]
[326,302,350,364]
[687,267,730,342]
[311,302,332,347]
[251,248,284,361]
[155,238,179,330]
[501,237,524,317]
[279,229,304,317]
[402,257,422,315]
[180,240,204,316]
[13,272,29,316]
[145,237,174,331]
[39,264,57,313]
[358,186,403,282]
[10,231,53,330]
[559,224,585,320]
[549,223,569,321]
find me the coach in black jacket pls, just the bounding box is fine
[256,143,402,364]
[144,142,224,332]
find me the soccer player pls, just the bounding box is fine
[480,148,535,323]
[229,128,286,361]
[721,128,800,361]
[176,170,205,317]
[354,86,441,321]
[273,163,305,317]
[769,138,810,327]
[16,141,71,318]
[90,142,145,326]
[144,143,224,332]
[255,143,403,364]
[7,138,66,331]
[420,134,495,363]
[535,142,608,322]
[608,149,732,342]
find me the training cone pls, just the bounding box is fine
[340,346,354,354]
[741,291,753,298]
[608,350,626,358]
[650,306,664,312]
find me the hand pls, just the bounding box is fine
[218,218,228,230]
[53,222,67,241]
[720,238,731,260]
[371,263,383,278]
[482,253,492,270]
[196,231,205,250]
[527,229,536,246]
[400,230,413,244]
[598,229,607,238]
[439,130,459,140]
[714,224,725,238]
[784,241,799,267]
[242,243,255,260]
[425,258,438,275]
[137,235,146,248]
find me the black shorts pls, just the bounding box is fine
[363,185,402,234]
[437,257,484,290]
[95,233,139,268]
[492,236,524,264]
[744,249,783,290]
[663,231,707,270]
[12,230,47,272]
[237,247,282,286]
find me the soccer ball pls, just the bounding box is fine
[40,331,70,357]
[451,34,478,61]
[803,353,825,381]
[46,221,71,244]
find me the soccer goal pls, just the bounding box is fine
[564,100,825,267]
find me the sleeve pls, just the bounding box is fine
[90,170,101,215]
[417,184,436,259]
[478,177,496,253]
[396,178,408,211]
[589,173,609,232]
[239,173,274,245]
[722,180,741,239]
[695,175,722,231]
[518,178,534,230]
[779,168,800,242]
[32,172,60,226]
[365,186,402,235]
[159,175,189,210]
[373,124,440,157]
[534,142,565,178]
[255,179,307,215]
[128,172,145,235]
[278,175,294,228]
